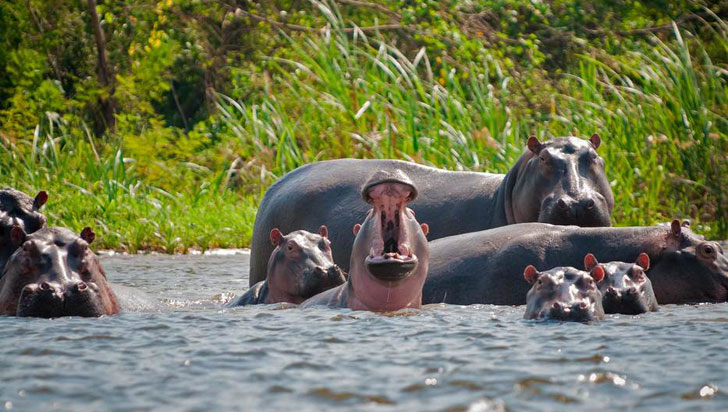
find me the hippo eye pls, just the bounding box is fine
[699,244,717,260]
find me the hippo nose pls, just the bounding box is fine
[39,282,53,292]
[312,267,325,277]
[625,287,638,295]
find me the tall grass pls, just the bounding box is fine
[218,2,728,237]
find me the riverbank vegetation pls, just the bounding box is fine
[1,0,727,251]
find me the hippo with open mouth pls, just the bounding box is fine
[585,253,659,314]
[249,135,613,286]
[423,220,728,306]
[523,262,606,321]
[228,226,346,306]
[0,188,48,274]
[301,169,429,311]
[0,226,120,317]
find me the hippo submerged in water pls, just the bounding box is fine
[301,170,430,311]
[0,188,48,274]
[586,253,659,314]
[228,226,346,306]
[249,135,613,285]
[523,262,606,321]
[423,220,728,306]
[0,226,120,317]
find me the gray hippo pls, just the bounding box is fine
[523,262,606,321]
[228,226,346,306]
[0,188,48,273]
[585,253,659,314]
[301,170,430,311]
[0,226,121,317]
[423,220,727,305]
[249,135,613,285]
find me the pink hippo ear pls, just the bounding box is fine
[590,265,605,283]
[523,265,540,284]
[318,225,328,238]
[583,253,599,271]
[352,224,361,236]
[670,219,682,237]
[420,223,429,236]
[33,191,48,210]
[636,252,650,271]
[269,228,284,246]
[80,227,96,244]
[527,136,543,155]
[589,133,601,150]
[10,225,26,247]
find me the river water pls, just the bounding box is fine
[1,251,727,411]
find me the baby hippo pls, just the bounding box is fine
[228,226,346,306]
[301,169,429,311]
[523,260,605,322]
[0,226,120,317]
[585,253,658,314]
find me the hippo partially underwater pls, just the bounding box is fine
[587,253,659,314]
[0,188,48,274]
[250,135,614,285]
[301,170,430,311]
[228,226,346,306]
[423,221,728,306]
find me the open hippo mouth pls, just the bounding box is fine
[364,177,418,282]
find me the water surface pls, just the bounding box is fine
[1,253,727,411]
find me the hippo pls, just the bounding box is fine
[228,226,346,306]
[0,226,120,317]
[301,169,430,311]
[523,262,606,321]
[0,188,48,273]
[422,220,728,305]
[585,253,659,314]
[249,135,613,286]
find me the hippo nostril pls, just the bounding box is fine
[39,282,52,292]
[77,282,88,291]
[557,199,568,210]
[626,287,638,295]
[578,301,588,309]
[584,199,595,210]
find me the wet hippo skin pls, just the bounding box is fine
[0,188,47,275]
[423,221,728,306]
[250,135,613,285]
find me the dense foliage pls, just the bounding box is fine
[1,0,727,251]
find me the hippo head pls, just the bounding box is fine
[0,189,48,271]
[507,135,614,227]
[348,169,429,310]
[585,253,658,315]
[266,226,346,304]
[523,262,606,322]
[649,220,728,304]
[0,226,120,317]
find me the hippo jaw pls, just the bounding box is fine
[364,182,419,283]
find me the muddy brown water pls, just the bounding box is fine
[1,252,727,411]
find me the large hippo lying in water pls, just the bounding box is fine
[0,226,120,317]
[523,262,606,321]
[0,188,48,273]
[423,221,728,306]
[301,170,430,311]
[250,135,614,285]
[228,226,346,306]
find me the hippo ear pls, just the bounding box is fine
[589,133,601,150]
[269,228,284,246]
[636,253,650,271]
[523,265,540,284]
[420,223,429,236]
[352,224,361,236]
[527,136,543,155]
[589,265,605,283]
[681,220,691,228]
[10,225,26,247]
[318,225,328,238]
[670,219,682,237]
[80,227,96,244]
[33,191,48,210]
[583,253,599,271]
